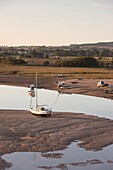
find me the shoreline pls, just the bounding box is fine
[0,74,113,100]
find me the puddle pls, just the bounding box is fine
[2,142,113,170]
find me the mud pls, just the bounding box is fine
[0,74,113,99]
[0,110,113,156]
[37,159,112,169]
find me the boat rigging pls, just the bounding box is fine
[28,72,52,117]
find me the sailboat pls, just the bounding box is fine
[57,60,69,77]
[28,73,52,116]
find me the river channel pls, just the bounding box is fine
[0,85,113,119]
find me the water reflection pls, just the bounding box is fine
[2,142,113,170]
[0,85,113,119]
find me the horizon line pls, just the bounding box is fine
[0,40,113,47]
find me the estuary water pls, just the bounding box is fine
[0,84,113,119]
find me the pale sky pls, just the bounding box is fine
[0,0,113,46]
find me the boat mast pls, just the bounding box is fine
[62,60,63,75]
[36,72,38,108]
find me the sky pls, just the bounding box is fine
[0,0,113,46]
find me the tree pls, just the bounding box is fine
[100,49,110,57]
[55,57,98,67]
[75,57,98,67]
[43,60,50,66]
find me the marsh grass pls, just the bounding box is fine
[0,65,113,79]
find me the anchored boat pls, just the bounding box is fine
[28,73,52,116]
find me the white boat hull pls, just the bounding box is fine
[30,108,51,116]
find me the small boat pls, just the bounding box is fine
[28,73,52,116]
[97,81,108,88]
[30,105,51,116]
[58,81,65,87]
[60,85,71,89]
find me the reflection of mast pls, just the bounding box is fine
[34,152,36,161]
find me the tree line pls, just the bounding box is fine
[0,46,113,58]
[55,57,98,67]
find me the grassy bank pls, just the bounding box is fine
[0,65,113,79]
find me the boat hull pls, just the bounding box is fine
[30,108,51,116]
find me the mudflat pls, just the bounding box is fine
[0,110,113,157]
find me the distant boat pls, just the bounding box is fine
[58,81,65,87]
[97,81,108,88]
[57,73,67,77]
[60,85,71,89]
[28,73,52,117]
[57,60,69,77]
[57,80,72,89]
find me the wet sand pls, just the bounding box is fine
[0,110,113,157]
[60,78,113,100]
